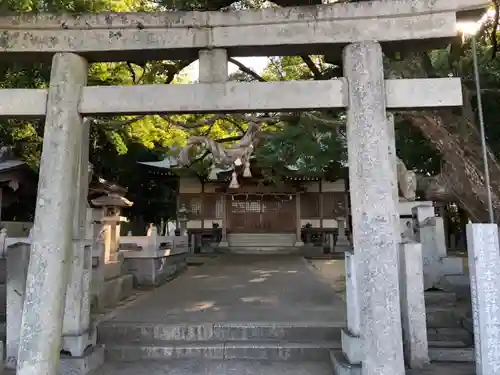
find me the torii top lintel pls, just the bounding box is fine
[0,0,488,63]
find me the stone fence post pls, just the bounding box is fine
[398,242,429,368]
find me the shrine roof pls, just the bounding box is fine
[0,147,28,173]
[89,177,128,197]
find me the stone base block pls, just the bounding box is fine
[341,329,362,364]
[91,274,134,312]
[294,241,304,247]
[62,325,97,357]
[441,257,464,276]
[60,345,105,375]
[123,253,187,288]
[218,241,229,248]
[330,351,361,375]
[103,261,123,280]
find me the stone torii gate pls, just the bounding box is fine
[0,1,488,374]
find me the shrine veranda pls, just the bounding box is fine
[0,1,497,375]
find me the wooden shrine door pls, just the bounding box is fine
[229,194,295,233]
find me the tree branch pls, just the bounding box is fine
[91,115,147,129]
[126,62,138,83]
[228,58,267,82]
[491,0,499,59]
[187,150,210,167]
[301,55,322,79]
[419,52,438,78]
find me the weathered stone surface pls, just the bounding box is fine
[0,78,463,118]
[16,53,88,375]
[0,0,488,61]
[344,41,404,375]
[0,89,47,118]
[79,78,461,115]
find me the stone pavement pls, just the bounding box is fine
[104,254,346,325]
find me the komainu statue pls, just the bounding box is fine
[397,157,417,201]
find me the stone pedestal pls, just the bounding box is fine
[343,41,405,375]
[399,242,429,368]
[466,223,500,375]
[335,218,350,250]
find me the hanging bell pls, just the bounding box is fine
[208,167,218,180]
[243,161,252,178]
[234,158,242,166]
[229,171,240,189]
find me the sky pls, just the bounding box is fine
[182,56,269,82]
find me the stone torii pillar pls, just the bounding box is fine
[344,42,405,375]
[17,53,88,375]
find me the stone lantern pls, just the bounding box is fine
[177,204,189,236]
[91,193,133,263]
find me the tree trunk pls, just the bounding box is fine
[402,109,500,223]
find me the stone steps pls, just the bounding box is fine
[98,321,472,364]
[424,290,459,305]
[98,322,344,343]
[426,305,469,328]
[228,247,302,254]
[99,321,343,363]
[427,328,472,344]
[428,347,475,362]
[227,234,296,248]
[98,321,470,344]
[104,340,342,362]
